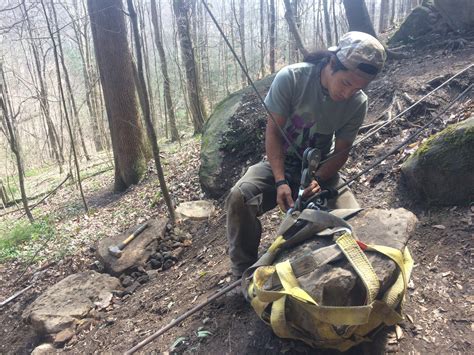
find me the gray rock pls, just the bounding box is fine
[23,271,120,336]
[53,327,75,346]
[274,208,418,308]
[199,75,275,198]
[389,4,436,44]
[96,218,167,276]
[31,343,56,355]
[401,117,474,205]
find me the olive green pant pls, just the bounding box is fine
[225,161,360,277]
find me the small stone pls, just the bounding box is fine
[162,259,175,271]
[131,272,141,279]
[31,343,56,355]
[202,317,210,325]
[124,281,140,295]
[137,274,150,284]
[149,259,162,269]
[53,328,75,346]
[146,270,159,279]
[105,317,116,325]
[121,276,134,288]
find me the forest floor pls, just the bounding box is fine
[1,34,473,355]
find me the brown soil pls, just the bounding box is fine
[1,35,473,355]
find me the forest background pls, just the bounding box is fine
[0,0,418,208]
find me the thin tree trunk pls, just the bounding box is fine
[21,2,63,169]
[127,0,175,223]
[0,65,34,222]
[138,3,157,131]
[173,0,206,134]
[390,0,396,25]
[379,0,389,33]
[151,0,179,142]
[232,0,249,87]
[41,0,88,213]
[259,0,265,78]
[283,0,309,58]
[332,0,339,42]
[269,0,276,73]
[322,0,332,47]
[51,1,90,161]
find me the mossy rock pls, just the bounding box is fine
[199,75,275,198]
[401,117,474,205]
[388,4,435,45]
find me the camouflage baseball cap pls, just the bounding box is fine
[329,31,386,80]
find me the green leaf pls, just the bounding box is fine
[170,336,187,351]
[197,330,212,338]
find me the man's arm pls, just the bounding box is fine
[302,138,352,198]
[315,138,352,182]
[265,112,294,211]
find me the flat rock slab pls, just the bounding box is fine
[275,208,418,307]
[176,200,216,220]
[96,218,167,276]
[22,271,120,335]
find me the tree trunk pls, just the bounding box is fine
[332,0,339,42]
[138,3,157,132]
[0,64,34,222]
[379,0,389,33]
[259,0,265,78]
[342,0,377,37]
[41,0,88,213]
[21,1,63,169]
[390,0,396,25]
[127,0,175,222]
[322,0,332,47]
[283,0,309,58]
[173,0,206,134]
[269,0,276,73]
[232,0,249,87]
[51,0,90,161]
[151,0,179,142]
[69,5,103,154]
[88,0,148,192]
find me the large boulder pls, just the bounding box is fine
[434,0,474,31]
[388,0,474,45]
[22,271,120,335]
[389,1,440,44]
[401,117,474,205]
[199,75,275,198]
[275,208,418,308]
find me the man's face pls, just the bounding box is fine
[326,69,371,102]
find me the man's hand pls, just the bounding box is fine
[302,179,321,199]
[276,184,294,212]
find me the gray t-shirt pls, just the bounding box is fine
[264,62,367,168]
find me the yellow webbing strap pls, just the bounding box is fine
[249,233,413,351]
[366,245,413,308]
[268,235,285,253]
[336,232,380,304]
[253,260,374,326]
